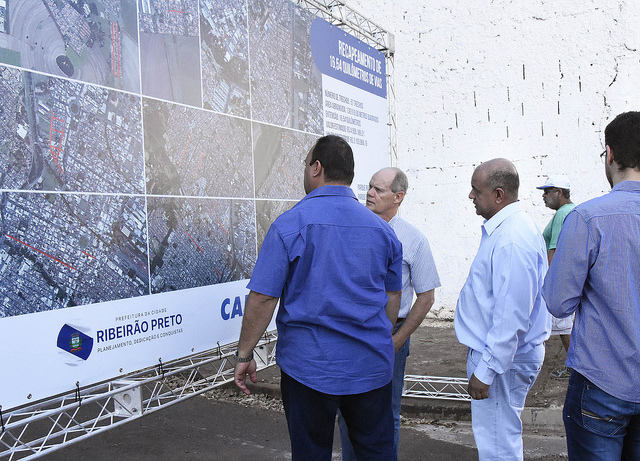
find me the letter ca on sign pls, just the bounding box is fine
[220,295,248,320]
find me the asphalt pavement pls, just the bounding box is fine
[44,319,570,460]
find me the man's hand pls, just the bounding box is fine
[392,290,435,352]
[468,373,490,400]
[234,359,257,395]
[233,291,278,395]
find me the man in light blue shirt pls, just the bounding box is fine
[455,158,551,460]
[543,111,640,460]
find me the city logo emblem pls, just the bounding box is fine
[57,324,93,360]
[70,333,82,352]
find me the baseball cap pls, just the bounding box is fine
[536,175,570,190]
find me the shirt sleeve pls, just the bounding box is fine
[385,236,403,292]
[408,235,441,294]
[543,210,591,318]
[474,241,541,385]
[246,225,289,298]
[548,207,571,250]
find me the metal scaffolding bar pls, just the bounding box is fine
[403,375,471,402]
[0,334,277,461]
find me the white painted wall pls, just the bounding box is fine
[345,0,640,318]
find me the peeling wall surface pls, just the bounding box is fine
[345,0,640,317]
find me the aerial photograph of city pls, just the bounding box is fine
[255,199,295,250]
[0,65,145,194]
[200,0,250,117]
[253,122,319,200]
[0,0,366,321]
[147,196,256,293]
[0,192,149,317]
[139,0,202,106]
[143,98,253,198]
[248,0,323,134]
[0,0,140,93]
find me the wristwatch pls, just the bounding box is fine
[235,351,254,363]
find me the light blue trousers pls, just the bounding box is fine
[467,346,544,460]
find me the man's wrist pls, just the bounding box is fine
[235,350,254,363]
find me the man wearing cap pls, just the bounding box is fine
[536,175,576,379]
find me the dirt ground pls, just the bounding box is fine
[249,318,570,410]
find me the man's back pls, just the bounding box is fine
[544,180,640,402]
[249,185,403,394]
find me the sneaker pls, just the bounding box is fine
[550,366,571,380]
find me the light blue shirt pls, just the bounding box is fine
[389,215,440,318]
[543,180,640,402]
[455,202,551,385]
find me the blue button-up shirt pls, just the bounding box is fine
[543,180,640,402]
[455,202,550,385]
[248,185,403,395]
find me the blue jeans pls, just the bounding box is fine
[280,371,395,461]
[467,346,543,460]
[339,325,409,460]
[563,370,640,460]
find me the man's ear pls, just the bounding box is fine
[394,191,405,204]
[494,187,505,204]
[311,160,322,178]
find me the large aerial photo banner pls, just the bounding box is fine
[0,0,390,410]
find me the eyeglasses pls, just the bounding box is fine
[600,149,607,163]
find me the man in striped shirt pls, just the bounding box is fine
[340,167,441,459]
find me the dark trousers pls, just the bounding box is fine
[280,371,396,461]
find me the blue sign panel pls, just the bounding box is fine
[310,18,387,98]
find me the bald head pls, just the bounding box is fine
[469,158,519,220]
[476,158,519,200]
[378,167,408,193]
[366,167,408,222]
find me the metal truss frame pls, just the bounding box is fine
[0,334,277,461]
[403,375,471,401]
[295,0,398,161]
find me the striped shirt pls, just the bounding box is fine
[389,215,441,318]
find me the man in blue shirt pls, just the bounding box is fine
[234,135,403,461]
[543,111,640,460]
[455,158,550,460]
[339,167,441,459]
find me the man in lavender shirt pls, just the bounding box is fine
[543,111,640,460]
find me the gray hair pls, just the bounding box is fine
[390,168,409,193]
